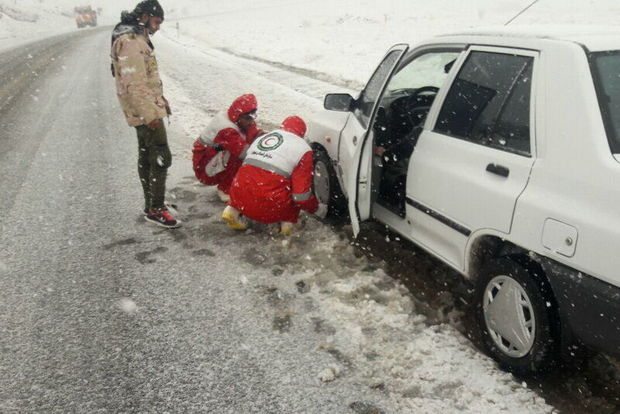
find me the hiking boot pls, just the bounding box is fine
[145,209,182,229]
[280,222,295,236]
[217,190,230,203]
[222,205,248,230]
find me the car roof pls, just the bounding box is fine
[435,25,620,52]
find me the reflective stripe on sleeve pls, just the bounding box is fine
[244,158,291,179]
[292,190,313,202]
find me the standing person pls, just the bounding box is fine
[222,116,326,235]
[110,0,180,229]
[192,94,263,202]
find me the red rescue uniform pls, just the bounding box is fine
[192,94,261,193]
[229,128,318,223]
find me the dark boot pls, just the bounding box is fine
[145,208,181,229]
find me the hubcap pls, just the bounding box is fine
[313,160,331,205]
[483,275,535,358]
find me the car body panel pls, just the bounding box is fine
[405,46,539,270]
[307,110,350,161]
[346,44,409,235]
[306,27,620,358]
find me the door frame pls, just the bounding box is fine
[346,44,409,235]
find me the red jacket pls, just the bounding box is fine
[192,99,261,193]
[229,129,318,223]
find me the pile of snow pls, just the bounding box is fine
[195,216,554,413]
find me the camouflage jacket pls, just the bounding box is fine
[111,25,168,127]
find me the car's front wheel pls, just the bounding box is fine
[475,257,559,374]
[313,148,347,220]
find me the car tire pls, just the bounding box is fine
[475,256,559,374]
[313,148,348,220]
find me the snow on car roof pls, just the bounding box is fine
[437,25,620,52]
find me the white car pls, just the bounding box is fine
[308,26,620,374]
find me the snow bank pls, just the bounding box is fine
[204,219,554,413]
[0,0,127,51]
[164,0,620,85]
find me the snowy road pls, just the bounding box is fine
[0,28,617,413]
[0,30,379,412]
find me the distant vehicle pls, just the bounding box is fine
[308,27,620,374]
[75,6,97,28]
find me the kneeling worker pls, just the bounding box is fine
[222,116,321,235]
[192,94,263,202]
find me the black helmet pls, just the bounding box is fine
[133,0,164,21]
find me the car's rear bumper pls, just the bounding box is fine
[541,257,620,357]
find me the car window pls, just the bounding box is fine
[386,51,460,93]
[372,50,461,151]
[435,51,533,156]
[354,50,402,127]
[589,51,620,154]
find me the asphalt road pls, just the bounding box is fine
[0,30,389,413]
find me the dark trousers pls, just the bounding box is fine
[136,123,171,211]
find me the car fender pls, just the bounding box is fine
[307,110,351,164]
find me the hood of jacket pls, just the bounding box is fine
[111,11,149,46]
[281,116,307,138]
[227,94,257,123]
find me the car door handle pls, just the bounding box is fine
[486,163,510,178]
[352,136,358,145]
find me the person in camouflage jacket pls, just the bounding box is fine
[110,0,180,229]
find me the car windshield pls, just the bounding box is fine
[590,51,620,153]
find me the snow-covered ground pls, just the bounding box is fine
[165,0,620,85]
[4,0,620,77]
[153,34,552,411]
[0,0,127,51]
[2,0,620,412]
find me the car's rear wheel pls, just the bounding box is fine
[475,257,559,374]
[313,149,347,220]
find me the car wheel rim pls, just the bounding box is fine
[483,275,536,358]
[313,160,331,205]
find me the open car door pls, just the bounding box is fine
[346,44,409,236]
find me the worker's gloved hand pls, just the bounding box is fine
[314,203,328,219]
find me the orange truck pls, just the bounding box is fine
[75,6,97,28]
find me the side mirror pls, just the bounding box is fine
[324,93,354,112]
